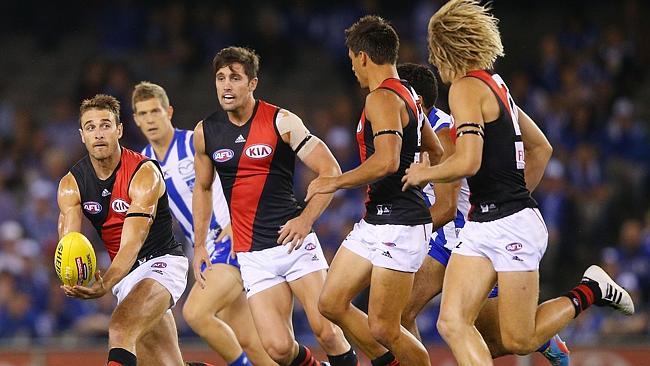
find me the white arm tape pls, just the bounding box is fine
[276,109,313,151]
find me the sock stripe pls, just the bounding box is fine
[576,284,595,304]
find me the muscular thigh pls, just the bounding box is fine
[368,267,415,324]
[290,270,329,327]
[439,254,496,323]
[497,271,539,338]
[111,278,173,338]
[248,282,295,346]
[407,256,446,314]
[186,264,243,315]
[322,246,373,303]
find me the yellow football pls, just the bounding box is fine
[54,232,97,287]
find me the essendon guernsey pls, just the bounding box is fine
[70,147,181,263]
[203,100,302,252]
[463,70,536,222]
[356,78,430,226]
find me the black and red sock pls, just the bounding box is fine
[371,351,399,366]
[108,348,136,366]
[289,344,317,366]
[328,347,359,366]
[563,280,601,318]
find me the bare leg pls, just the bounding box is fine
[109,279,183,365]
[290,269,351,356]
[136,311,184,366]
[437,254,497,366]
[401,256,445,340]
[183,264,276,365]
[248,282,297,365]
[318,247,389,359]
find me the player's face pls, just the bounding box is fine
[79,109,123,160]
[215,63,257,112]
[133,98,174,144]
[348,49,368,88]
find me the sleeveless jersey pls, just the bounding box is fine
[202,100,302,252]
[142,129,230,245]
[464,70,537,222]
[70,147,182,262]
[356,78,430,225]
[423,107,470,249]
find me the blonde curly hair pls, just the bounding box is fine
[427,0,504,82]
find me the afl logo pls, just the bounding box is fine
[213,149,234,163]
[245,144,273,159]
[505,243,522,252]
[83,201,102,214]
[111,199,130,213]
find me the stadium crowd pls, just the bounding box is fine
[0,0,648,348]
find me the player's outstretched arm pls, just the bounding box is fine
[518,108,552,192]
[57,173,83,239]
[191,121,216,286]
[402,78,485,189]
[102,161,164,290]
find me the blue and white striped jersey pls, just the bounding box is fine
[142,129,230,245]
[423,107,471,250]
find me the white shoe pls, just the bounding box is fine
[582,265,635,315]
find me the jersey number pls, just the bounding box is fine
[492,74,525,170]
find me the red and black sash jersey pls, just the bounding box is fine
[464,70,537,222]
[70,147,182,263]
[203,100,302,252]
[356,78,431,226]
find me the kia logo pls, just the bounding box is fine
[505,243,522,252]
[83,201,102,214]
[213,149,234,163]
[245,144,273,159]
[111,198,130,213]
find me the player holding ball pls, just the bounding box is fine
[57,94,190,366]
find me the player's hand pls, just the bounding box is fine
[278,215,312,254]
[216,224,236,260]
[402,151,431,191]
[306,176,339,202]
[61,271,107,300]
[192,245,211,289]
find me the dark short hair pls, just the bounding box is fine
[345,15,399,65]
[212,46,260,80]
[79,94,121,124]
[397,63,438,109]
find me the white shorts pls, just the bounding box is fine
[237,232,328,298]
[342,219,433,273]
[454,208,548,272]
[112,254,189,307]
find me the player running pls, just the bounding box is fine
[397,63,569,365]
[132,82,275,366]
[194,46,358,366]
[403,1,634,364]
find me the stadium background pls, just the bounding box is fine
[0,0,649,364]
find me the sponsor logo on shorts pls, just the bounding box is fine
[455,241,462,248]
[382,242,396,247]
[111,199,130,213]
[213,149,235,163]
[511,255,524,262]
[151,262,167,268]
[245,144,273,159]
[505,243,523,252]
[152,269,164,275]
[382,251,393,259]
[304,243,316,251]
[83,201,102,214]
[311,254,319,261]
